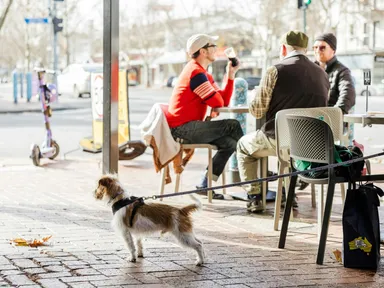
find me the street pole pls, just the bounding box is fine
[303,6,307,34]
[53,0,58,86]
[103,0,119,174]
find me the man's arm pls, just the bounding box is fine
[335,68,356,114]
[190,72,233,107]
[249,66,278,119]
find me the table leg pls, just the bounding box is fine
[261,157,268,209]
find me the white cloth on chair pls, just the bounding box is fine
[139,103,180,171]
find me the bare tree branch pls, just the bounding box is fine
[0,0,14,32]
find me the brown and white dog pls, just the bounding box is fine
[94,174,205,265]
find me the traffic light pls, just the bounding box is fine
[298,0,312,8]
[52,17,63,34]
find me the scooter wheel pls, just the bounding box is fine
[49,140,60,160]
[31,145,41,166]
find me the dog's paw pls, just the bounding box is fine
[195,260,203,266]
[137,253,144,258]
[128,257,136,263]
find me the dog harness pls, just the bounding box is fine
[112,197,144,227]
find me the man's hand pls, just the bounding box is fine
[227,59,241,80]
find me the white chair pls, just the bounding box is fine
[274,107,346,231]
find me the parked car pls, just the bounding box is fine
[57,63,102,97]
[245,76,261,90]
[165,76,176,87]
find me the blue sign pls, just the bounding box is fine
[24,18,49,24]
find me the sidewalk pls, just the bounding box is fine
[0,95,91,114]
[0,152,383,288]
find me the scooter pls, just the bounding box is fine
[30,68,60,166]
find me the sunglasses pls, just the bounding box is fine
[313,45,327,52]
[202,44,217,49]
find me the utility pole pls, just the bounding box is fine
[53,0,58,85]
[298,0,312,34]
[103,0,119,174]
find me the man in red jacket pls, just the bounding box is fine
[163,34,243,199]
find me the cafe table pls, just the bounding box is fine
[213,106,270,209]
[344,112,384,127]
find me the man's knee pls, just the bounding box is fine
[224,119,242,133]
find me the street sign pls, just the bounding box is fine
[363,69,371,86]
[24,18,49,24]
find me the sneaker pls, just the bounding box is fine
[195,176,224,200]
[247,194,264,213]
[297,179,309,190]
[281,187,298,208]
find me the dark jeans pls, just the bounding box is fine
[171,119,244,178]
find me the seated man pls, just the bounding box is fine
[162,34,243,199]
[237,30,329,212]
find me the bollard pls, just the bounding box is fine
[19,72,24,98]
[26,72,32,102]
[12,71,18,104]
[228,77,248,183]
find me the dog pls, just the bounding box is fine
[94,174,205,266]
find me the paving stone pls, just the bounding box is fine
[75,268,99,276]
[38,272,72,278]
[129,273,162,284]
[44,265,70,272]
[38,278,68,288]
[23,268,47,274]
[68,283,95,288]
[12,259,39,269]
[0,257,10,265]
[1,270,23,276]
[90,277,141,286]
[0,265,17,270]
[60,275,108,283]
[5,274,35,286]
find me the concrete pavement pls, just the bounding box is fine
[0,95,91,114]
[1,152,384,287]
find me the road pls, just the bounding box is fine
[0,86,172,160]
[0,83,383,161]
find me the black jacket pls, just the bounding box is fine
[320,56,356,114]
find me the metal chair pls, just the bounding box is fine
[278,115,348,265]
[274,107,346,231]
[159,144,226,203]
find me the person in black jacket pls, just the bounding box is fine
[313,33,356,114]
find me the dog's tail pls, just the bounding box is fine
[179,194,202,215]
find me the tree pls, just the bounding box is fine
[0,0,14,32]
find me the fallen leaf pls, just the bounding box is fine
[333,249,342,263]
[10,236,53,247]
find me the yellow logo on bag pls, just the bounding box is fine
[349,237,372,253]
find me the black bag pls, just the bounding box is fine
[295,145,364,179]
[342,183,384,270]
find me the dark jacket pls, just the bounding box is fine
[319,56,356,114]
[262,53,329,139]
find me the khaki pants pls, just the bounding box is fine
[236,130,276,195]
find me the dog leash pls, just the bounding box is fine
[142,151,384,201]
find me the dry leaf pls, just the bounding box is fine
[333,249,342,263]
[10,235,52,247]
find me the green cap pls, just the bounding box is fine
[280,30,308,48]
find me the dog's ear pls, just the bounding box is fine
[98,177,112,187]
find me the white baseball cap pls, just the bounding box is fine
[186,34,219,56]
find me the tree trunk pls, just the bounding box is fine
[0,0,14,32]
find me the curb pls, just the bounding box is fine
[0,105,90,114]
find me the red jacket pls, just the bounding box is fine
[163,60,234,128]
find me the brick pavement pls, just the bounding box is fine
[0,153,384,288]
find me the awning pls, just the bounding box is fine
[154,50,188,65]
